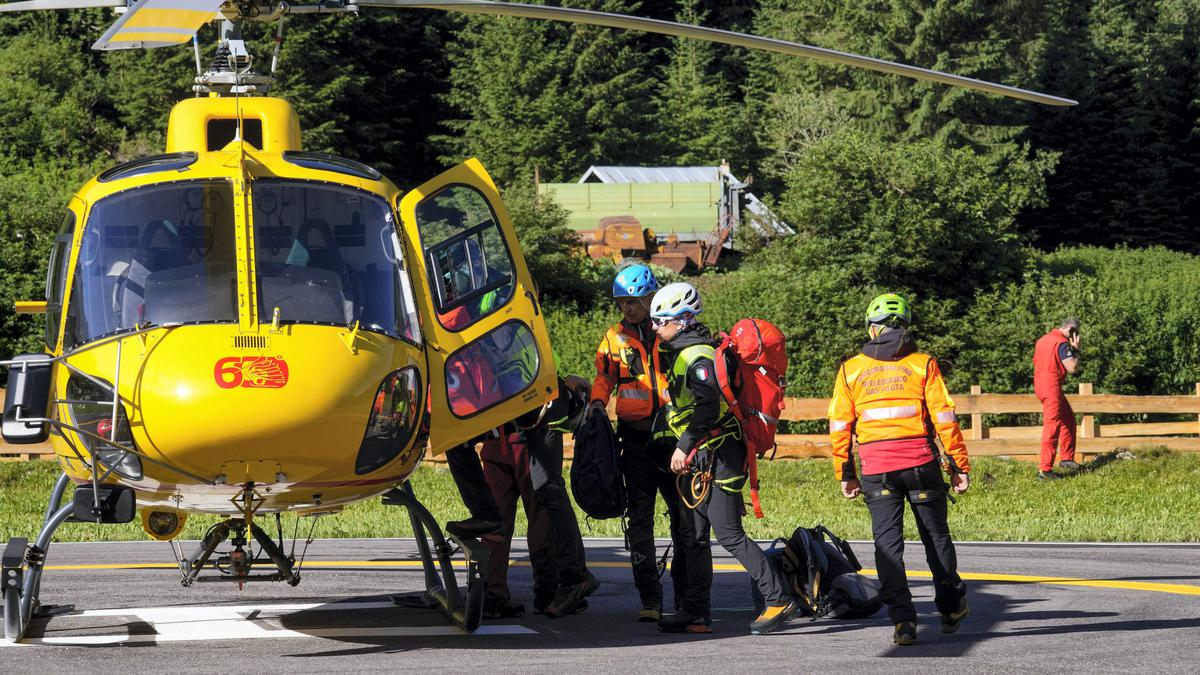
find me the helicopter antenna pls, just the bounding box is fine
[271,13,285,74]
[192,34,203,79]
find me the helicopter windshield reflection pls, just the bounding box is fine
[252,181,419,341]
[65,181,238,347]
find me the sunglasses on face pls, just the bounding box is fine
[651,317,674,328]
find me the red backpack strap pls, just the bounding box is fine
[714,333,743,422]
[748,452,764,519]
[717,331,763,518]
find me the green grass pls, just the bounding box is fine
[3,449,1200,543]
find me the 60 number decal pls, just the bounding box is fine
[214,356,290,389]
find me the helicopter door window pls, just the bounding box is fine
[44,212,74,349]
[413,185,515,331]
[251,181,419,342]
[445,320,539,418]
[63,181,239,348]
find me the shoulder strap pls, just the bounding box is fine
[814,525,862,571]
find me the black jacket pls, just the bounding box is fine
[661,324,724,453]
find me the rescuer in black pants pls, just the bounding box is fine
[860,461,966,626]
[620,423,689,616]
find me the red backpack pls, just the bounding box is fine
[714,318,788,519]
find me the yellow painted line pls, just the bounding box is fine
[43,560,1200,596]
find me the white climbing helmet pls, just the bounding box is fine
[650,282,703,320]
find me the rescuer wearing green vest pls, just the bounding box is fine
[649,282,795,635]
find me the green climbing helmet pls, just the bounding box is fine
[865,293,912,328]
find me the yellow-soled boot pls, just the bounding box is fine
[749,599,797,635]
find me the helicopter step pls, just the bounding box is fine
[382,482,489,633]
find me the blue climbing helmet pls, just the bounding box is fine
[612,264,659,298]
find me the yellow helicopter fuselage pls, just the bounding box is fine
[41,95,556,520]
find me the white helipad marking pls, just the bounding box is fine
[0,601,534,647]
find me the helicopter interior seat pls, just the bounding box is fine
[110,220,190,327]
[135,220,239,325]
[257,218,356,324]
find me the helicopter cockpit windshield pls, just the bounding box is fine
[251,181,420,341]
[65,181,239,347]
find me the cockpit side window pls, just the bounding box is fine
[413,185,516,332]
[45,212,74,349]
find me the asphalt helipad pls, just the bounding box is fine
[2,538,1198,673]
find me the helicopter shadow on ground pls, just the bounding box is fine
[808,580,1200,659]
[278,543,774,658]
[276,592,750,659]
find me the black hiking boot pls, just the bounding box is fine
[546,572,599,618]
[749,599,798,635]
[445,516,502,538]
[941,597,970,634]
[894,621,917,645]
[482,595,526,620]
[658,610,712,634]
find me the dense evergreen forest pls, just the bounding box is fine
[1,1,1197,399]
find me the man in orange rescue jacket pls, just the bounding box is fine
[828,293,970,646]
[588,264,687,622]
[1033,318,1082,479]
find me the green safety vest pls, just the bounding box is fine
[663,344,740,447]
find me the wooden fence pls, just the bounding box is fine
[4,383,1199,463]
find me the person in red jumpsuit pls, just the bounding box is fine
[1033,318,1082,479]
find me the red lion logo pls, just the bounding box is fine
[215,356,289,389]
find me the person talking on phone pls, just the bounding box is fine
[1033,318,1082,480]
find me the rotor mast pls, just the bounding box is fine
[194,18,273,95]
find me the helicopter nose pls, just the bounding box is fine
[132,326,407,481]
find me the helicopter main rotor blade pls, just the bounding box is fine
[352,0,1076,107]
[91,0,223,50]
[0,0,124,12]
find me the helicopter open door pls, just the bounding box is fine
[399,159,557,455]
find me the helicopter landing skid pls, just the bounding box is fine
[3,501,74,643]
[381,482,489,633]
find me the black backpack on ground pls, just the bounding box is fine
[756,524,882,619]
[569,412,625,520]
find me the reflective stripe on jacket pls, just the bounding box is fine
[591,321,670,422]
[828,350,969,480]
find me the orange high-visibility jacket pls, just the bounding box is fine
[828,350,969,480]
[591,322,670,423]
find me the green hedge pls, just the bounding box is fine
[545,245,1200,406]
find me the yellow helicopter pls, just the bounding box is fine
[0,0,1075,643]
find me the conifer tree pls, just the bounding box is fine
[438,0,660,185]
[653,0,749,166]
